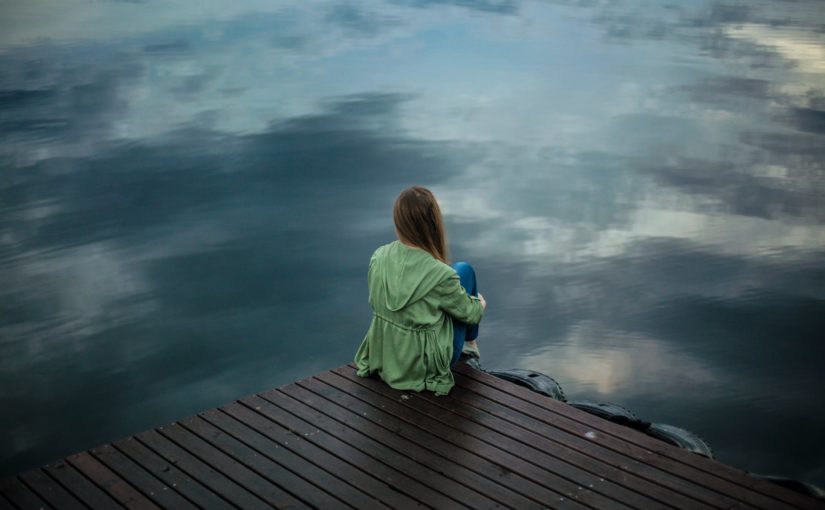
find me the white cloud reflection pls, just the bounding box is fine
[521,321,723,397]
[6,241,154,340]
[2,0,824,484]
[439,155,825,267]
[725,23,825,75]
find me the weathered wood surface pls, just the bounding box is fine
[2,363,823,509]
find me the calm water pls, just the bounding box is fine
[2,0,824,486]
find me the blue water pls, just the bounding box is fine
[1,0,824,486]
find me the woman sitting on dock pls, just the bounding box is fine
[354,186,487,396]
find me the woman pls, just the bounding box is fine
[354,186,487,396]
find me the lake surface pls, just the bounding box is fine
[1,0,824,487]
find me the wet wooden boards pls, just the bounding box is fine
[2,363,822,509]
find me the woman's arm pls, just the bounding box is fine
[434,274,485,324]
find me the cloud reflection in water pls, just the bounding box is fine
[1,0,824,486]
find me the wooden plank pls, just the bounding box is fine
[157,421,308,509]
[227,398,441,509]
[0,493,16,510]
[306,373,626,510]
[42,459,122,509]
[66,451,159,509]
[452,364,808,510]
[7,364,824,510]
[178,414,361,509]
[327,367,684,510]
[90,444,196,510]
[434,384,708,502]
[136,428,272,510]
[339,368,727,509]
[271,384,519,510]
[454,363,821,510]
[201,407,419,509]
[113,437,233,510]
[241,392,469,509]
[0,477,50,509]
[17,469,86,510]
[278,381,576,510]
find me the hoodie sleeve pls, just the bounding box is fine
[433,273,484,324]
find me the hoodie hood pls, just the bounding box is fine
[372,241,453,311]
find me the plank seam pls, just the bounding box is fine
[344,363,785,510]
[259,388,473,509]
[293,379,560,510]
[1,477,52,510]
[178,414,353,509]
[209,405,398,510]
[15,474,60,510]
[206,409,354,505]
[132,433,243,510]
[153,425,279,509]
[0,492,15,510]
[454,365,810,509]
[233,399,442,510]
[65,453,153,510]
[41,463,99,510]
[109,441,206,509]
[328,369,682,510]
[89,445,195,509]
[267,388,476,508]
[0,492,18,510]
[453,368,796,510]
[314,374,607,509]
[438,372,733,509]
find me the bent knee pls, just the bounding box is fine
[452,261,476,280]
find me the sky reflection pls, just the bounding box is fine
[1,0,824,486]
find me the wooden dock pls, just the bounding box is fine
[2,363,822,509]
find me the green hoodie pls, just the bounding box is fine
[354,240,484,395]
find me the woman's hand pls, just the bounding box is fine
[478,293,487,310]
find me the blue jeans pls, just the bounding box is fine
[450,261,480,366]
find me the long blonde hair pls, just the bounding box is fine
[393,186,450,264]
